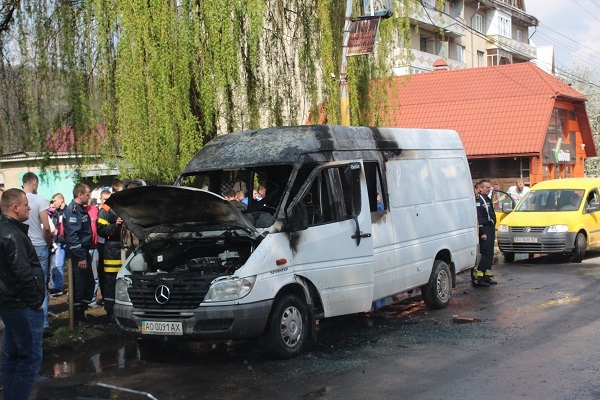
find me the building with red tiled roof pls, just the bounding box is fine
[389,61,596,187]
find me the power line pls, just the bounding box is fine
[573,0,600,23]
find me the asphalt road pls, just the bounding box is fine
[33,251,600,400]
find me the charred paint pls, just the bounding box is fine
[286,231,302,254]
[180,125,406,176]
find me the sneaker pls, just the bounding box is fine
[49,288,63,297]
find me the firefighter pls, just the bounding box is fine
[97,189,123,320]
[474,179,497,287]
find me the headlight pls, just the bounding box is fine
[115,277,132,305]
[498,225,509,233]
[547,225,569,233]
[204,276,256,302]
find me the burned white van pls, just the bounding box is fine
[109,125,479,358]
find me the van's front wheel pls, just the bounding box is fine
[264,293,308,359]
[421,260,452,309]
[569,232,586,263]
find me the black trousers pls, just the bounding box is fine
[72,252,95,317]
[479,225,495,273]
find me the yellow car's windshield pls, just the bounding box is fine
[516,189,585,212]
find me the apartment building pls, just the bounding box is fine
[395,0,538,75]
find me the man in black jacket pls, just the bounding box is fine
[0,188,45,400]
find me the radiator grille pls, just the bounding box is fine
[129,273,219,309]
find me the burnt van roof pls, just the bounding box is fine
[182,125,463,172]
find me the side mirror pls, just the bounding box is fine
[284,202,308,232]
[586,201,600,213]
[502,203,513,213]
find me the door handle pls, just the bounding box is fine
[351,233,372,239]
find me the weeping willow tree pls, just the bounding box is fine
[0,0,416,183]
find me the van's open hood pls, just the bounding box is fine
[105,186,259,241]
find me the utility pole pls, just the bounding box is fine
[339,0,353,126]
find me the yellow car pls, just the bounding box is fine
[497,178,600,263]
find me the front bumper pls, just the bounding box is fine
[114,299,273,340]
[497,230,577,254]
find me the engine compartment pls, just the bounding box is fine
[129,237,255,276]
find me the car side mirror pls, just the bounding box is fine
[502,203,513,213]
[586,201,600,213]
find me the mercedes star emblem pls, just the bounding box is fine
[155,285,171,304]
[524,227,531,233]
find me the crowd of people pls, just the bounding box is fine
[0,174,141,399]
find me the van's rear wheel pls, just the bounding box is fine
[421,260,451,309]
[264,293,308,359]
[569,233,586,263]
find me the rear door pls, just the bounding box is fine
[287,161,374,317]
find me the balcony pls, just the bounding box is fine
[393,49,467,76]
[487,34,537,60]
[409,5,466,38]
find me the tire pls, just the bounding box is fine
[569,232,586,263]
[503,252,515,263]
[421,260,452,310]
[264,293,308,359]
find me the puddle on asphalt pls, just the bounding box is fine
[437,316,482,327]
[41,339,140,378]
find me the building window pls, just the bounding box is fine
[547,108,566,142]
[569,110,576,121]
[477,51,485,67]
[554,164,562,179]
[566,165,573,178]
[456,45,464,63]
[499,16,511,38]
[516,29,523,43]
[474,14,484,33]
[420,36,428,53]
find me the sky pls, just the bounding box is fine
[526,0,600,81]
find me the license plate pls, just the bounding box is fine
[141,320,183,336]
[514,237,538,243]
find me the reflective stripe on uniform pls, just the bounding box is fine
[98,218,110,226]
[104,258,122,273]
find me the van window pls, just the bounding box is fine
[364,161,386,212]
[300,165,359,226]
[585,189,599,213]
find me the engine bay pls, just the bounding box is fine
[128,237,255,276]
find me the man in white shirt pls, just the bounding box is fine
[507,179,530,203]
[22,172,53,330]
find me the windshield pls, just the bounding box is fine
[515,189,585,212]
[176,165,295,228]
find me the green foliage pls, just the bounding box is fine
[1,0,415,183]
